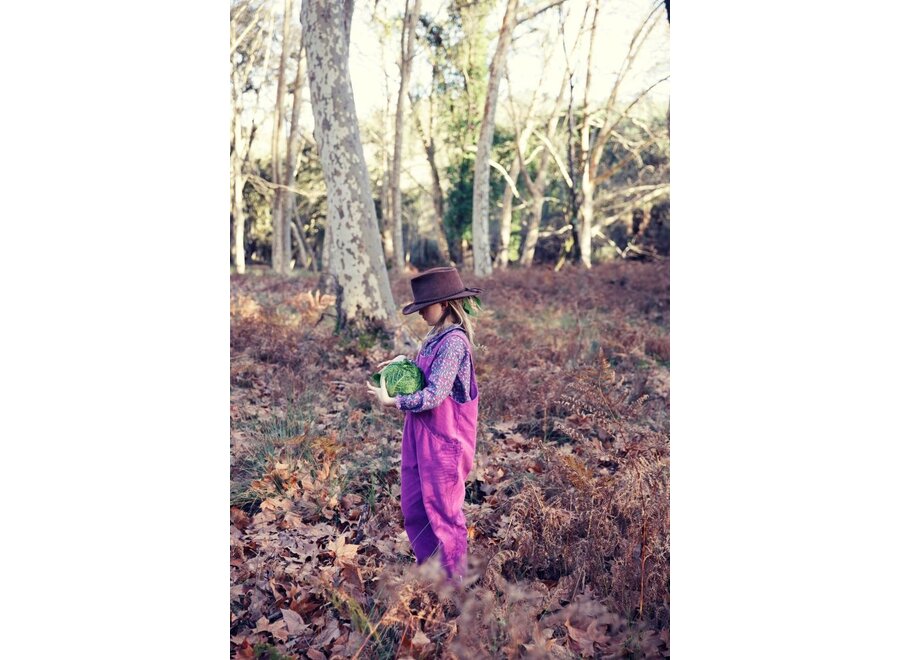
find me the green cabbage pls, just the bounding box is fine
[370,359,425,397]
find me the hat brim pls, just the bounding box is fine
[401,287,483,315]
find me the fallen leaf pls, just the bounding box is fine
[312,615,341,649]
[411,630,430,647]
[565,618,610,654]
[328,534,359,565]
[340,493,363,509]
[231,507,250,531]
[254,615,289,642]
[281,608,309,635]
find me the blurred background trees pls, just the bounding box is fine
[231,0,669,327]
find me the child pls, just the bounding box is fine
[366,266,482,586]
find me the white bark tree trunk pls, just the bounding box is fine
[471,0,519,278]
[283,40,308,270]
[378,19,394,264]
[232,156,246,273]
[410,94,451,264]
[380,132,392,261]
[495,123,532,269]
[519,83,565,266]
[290,217,313,270]
[518,4,590,267]
[301,0,396,326]
[232,90,247,274]
[579,4,664,266]
[494,154,519,269]
[231,2,268,275]
[270,0,293,274]
[389,0,422,271]
[577,0,601,269]
[518,190,542,267]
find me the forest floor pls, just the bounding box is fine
[230,260,670,659]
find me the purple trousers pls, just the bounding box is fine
[400,330,478,583]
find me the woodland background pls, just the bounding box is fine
[231,0,670,657]
[5,2,896,659]
[230,0,670,295]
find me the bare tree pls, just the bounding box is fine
[471,0,519,277]
[576,3,666,268]
[511,1,589,267]
[471,0,566,277]
[231,56,248,273]
[517,75,569,266]
[388,0,423,271]
[270,0,293,274]
[409,93,451,264]
[371,8,395,264]
[230,0,272,274]
[301,0,397,327]
[575,0,601,268]
[282,39,310,270]
[496,85,535,269]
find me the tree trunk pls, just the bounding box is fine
[379,45,394,264]
[410,93,451,264]
[290,217,314,270]
[389,0,423,272]
[380,134,392,261]
[578,181,594,267]
[270,0,293,274]
[424,137,451,263]
[301,0,396,327]
[517,4,592,267]
[471,0,519,277]
[519,86,568,266]
[231,3,268,275]
[232,154,247,274]
[232,88,247,274]
[518,189,542,266]
[321,218,331,273]
[580,5,664,265]
[283,39,308,271]
[494,156,519,269]
[495,125,531,269]
[577,0,600,269]
[566,81,581,269]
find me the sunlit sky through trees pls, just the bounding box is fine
[349,0,669,120]
[245,0,669,168]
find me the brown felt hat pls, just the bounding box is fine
[401,267,483,315]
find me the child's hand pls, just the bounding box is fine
[375,354,407,370]
[366,378,397,407]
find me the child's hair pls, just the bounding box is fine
[425,297,477,348]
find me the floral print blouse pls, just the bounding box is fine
[395,325,473,413]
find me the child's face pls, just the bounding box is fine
[419,302,446,326]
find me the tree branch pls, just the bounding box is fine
[601,182,670,202]
[489,159,522,199]
[230,2,267,55]
[590,136,660,187]
[533,131,573,188]
[515,0,566,26]
[246,173,325,200]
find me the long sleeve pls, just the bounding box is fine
[396,334,469,413]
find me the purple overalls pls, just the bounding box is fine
[400,329,478,583]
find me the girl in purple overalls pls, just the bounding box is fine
[366,267,482,585]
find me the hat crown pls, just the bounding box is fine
[410,267,465,304]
